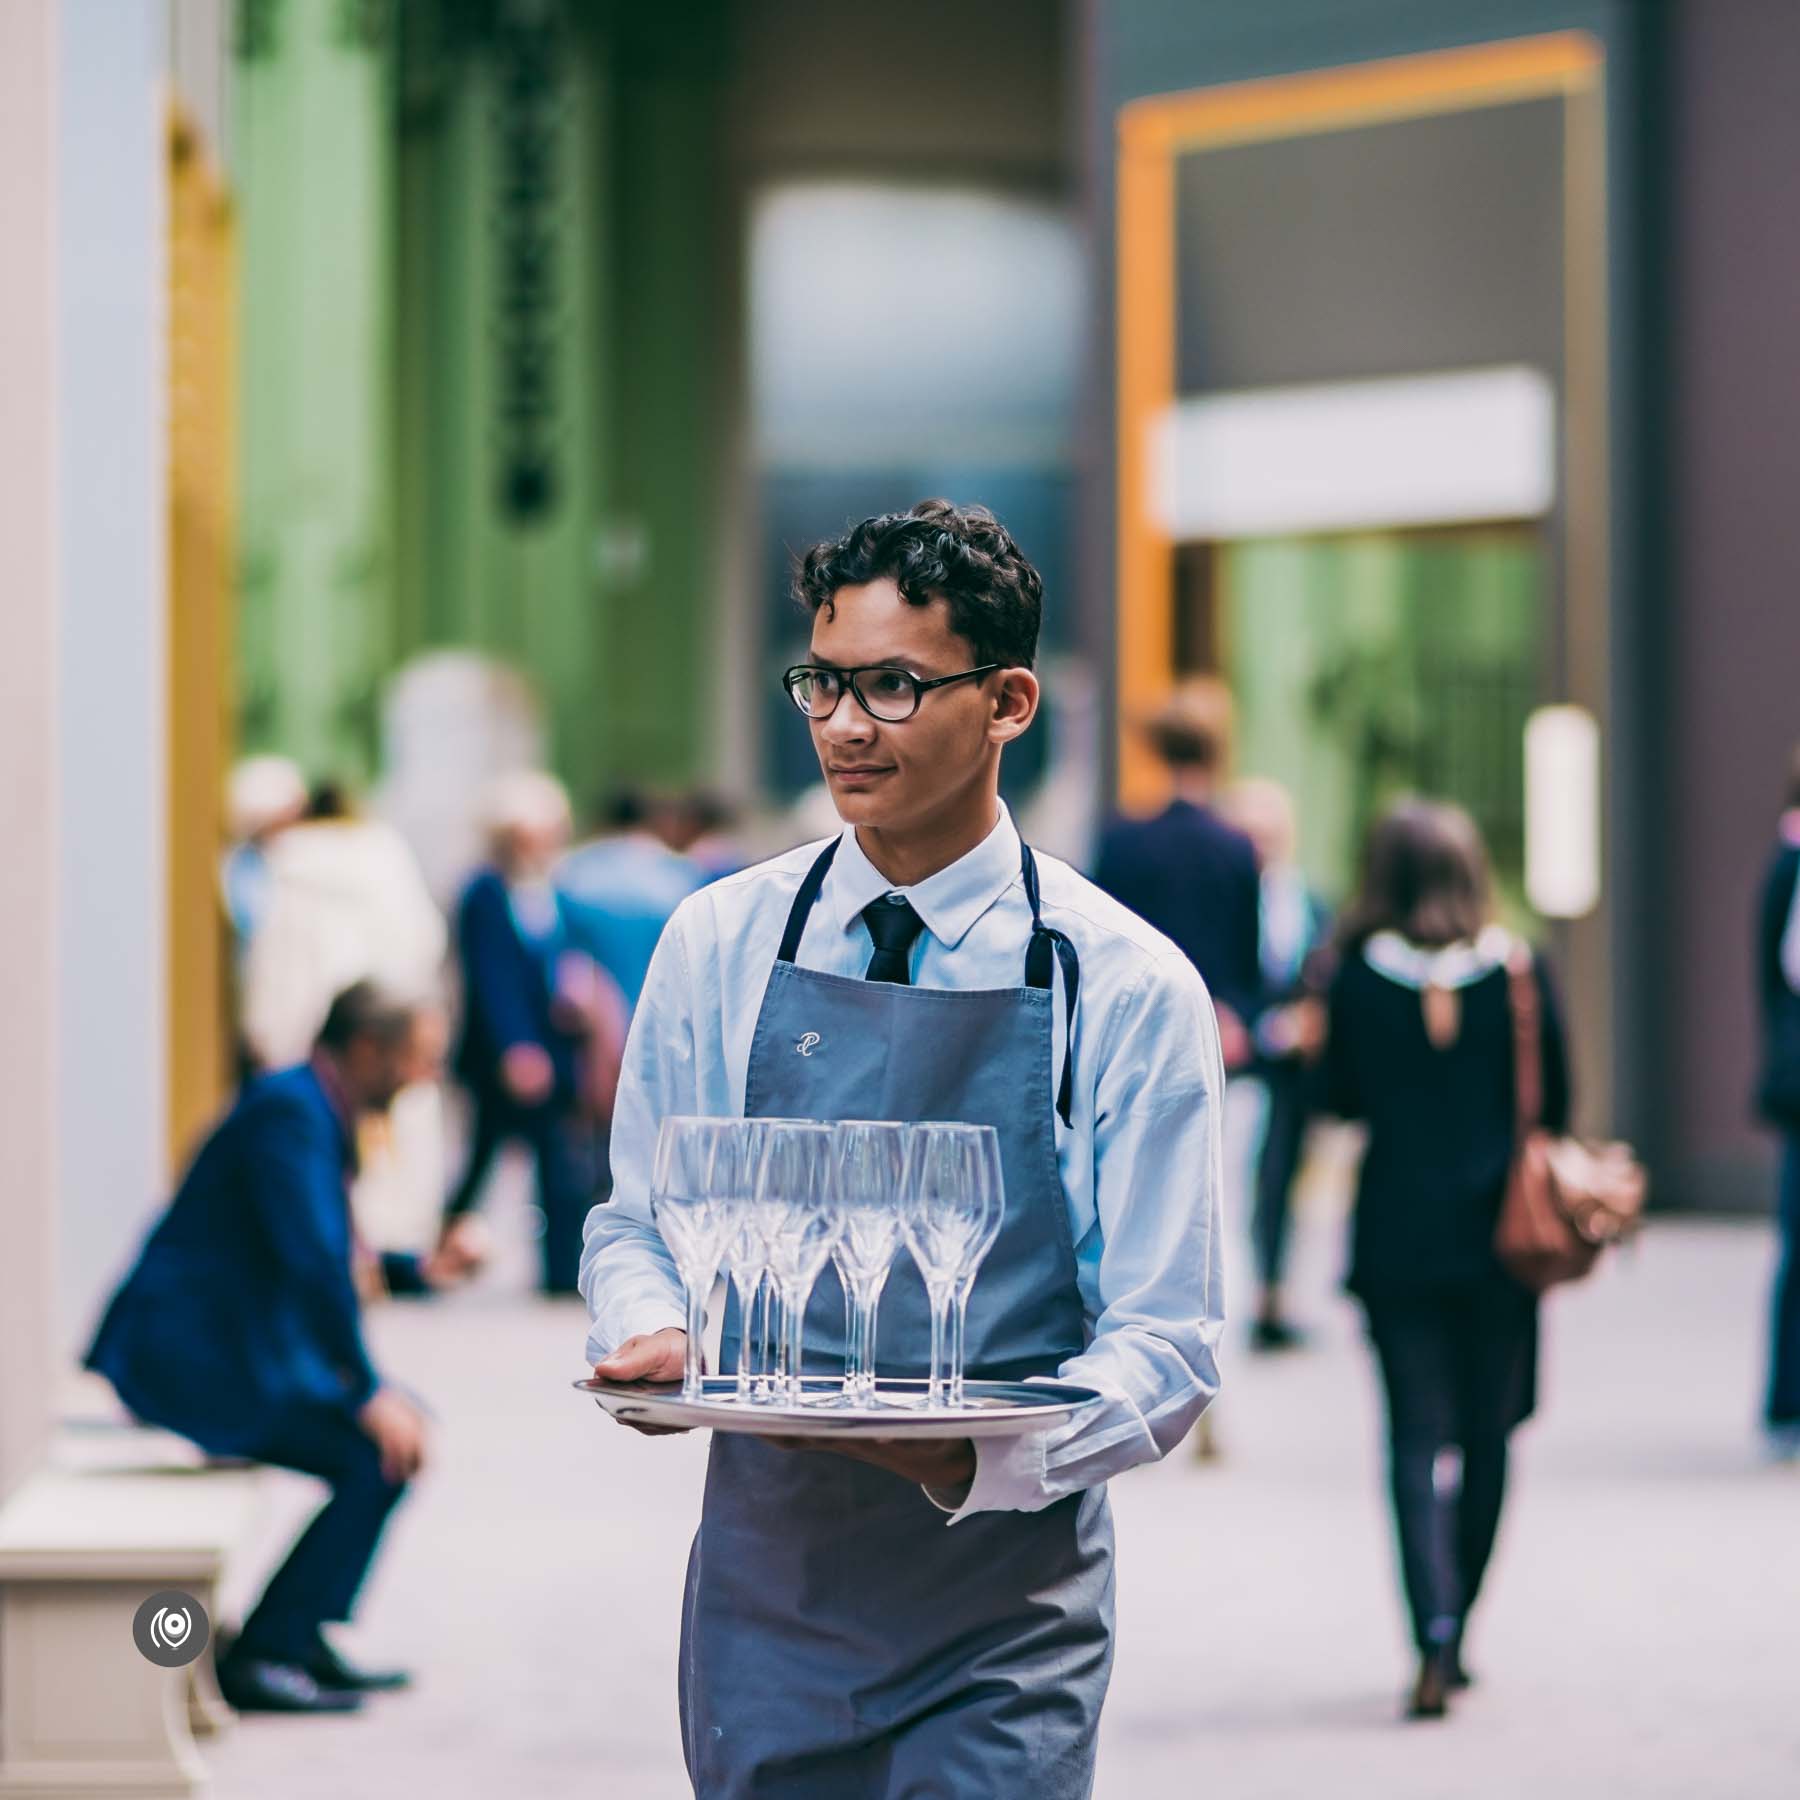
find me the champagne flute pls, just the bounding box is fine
[900,1124,985,1408]
[649,1116,735,1402]
[715,1121,773,1402]
[833,1121,909,1403]
[751,1159,792,1403]
[758,1282,783,1402]
[721,1207,772,1402]
[757,1121,841,1403]
[828,1244,862,1404]
[948,1126,1004,1407]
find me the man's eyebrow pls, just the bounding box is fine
[805,654,925,672]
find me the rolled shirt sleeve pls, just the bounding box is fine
[935,948,1226,1522]
[579,917,694,1362]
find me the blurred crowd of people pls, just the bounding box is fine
[1090,683,1800,1719]
[221,756,747,1294]
[76,674,1800,1726]
[79,754,746,1712]
[1090,677,1575,1717]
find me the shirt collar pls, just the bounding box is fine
[1363,924,1514,991]
[823,802,1022,952]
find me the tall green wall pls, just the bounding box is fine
[598,9,727,794]
[392,0,609,784]
[235,0,396,782]
[237,0,726,804]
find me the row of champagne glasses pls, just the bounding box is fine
[648,1116,1003,1408]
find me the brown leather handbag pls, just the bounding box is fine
[1495,945,1646,1291]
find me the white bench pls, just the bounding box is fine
[0,1429,270,1800]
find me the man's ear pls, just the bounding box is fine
[988,667,1040,746]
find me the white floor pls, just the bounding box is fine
[206,1157,1800,1800]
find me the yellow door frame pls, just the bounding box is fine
[1114,31,1607,811]
[167,102,237,1165]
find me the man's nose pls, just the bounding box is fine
[818,694,877,749]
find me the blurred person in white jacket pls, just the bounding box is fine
[242,781,452,1254]
[222,754,310,953]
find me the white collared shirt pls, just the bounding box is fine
[579,804,1226,1521]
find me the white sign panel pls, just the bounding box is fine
[1150,364,1556,540]
[1525,704,1601,919]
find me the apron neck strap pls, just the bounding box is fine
[775,834,1078,1128]
[1021,843,1079,1128]
[777,838,841,963]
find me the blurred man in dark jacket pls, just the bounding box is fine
[1093,678,1261,1073]
[84,983,485,1714]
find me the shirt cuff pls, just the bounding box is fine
[926,1427,1051,1524]
[583,1301,687,1366]
[380,1250,433,1298]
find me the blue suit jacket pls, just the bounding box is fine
[555,835,702,1012]
[1093,798,1264,1024]
[83,1064,426,1458]
[451,866,581,1097]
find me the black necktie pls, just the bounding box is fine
[861,894,926,984]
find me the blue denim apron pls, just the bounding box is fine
[679,839,1115,1798]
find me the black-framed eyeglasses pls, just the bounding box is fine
[782,662,1002,724]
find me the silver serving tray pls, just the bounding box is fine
[572,1374,1099,1440]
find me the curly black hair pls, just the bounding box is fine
[793,499,1043,670]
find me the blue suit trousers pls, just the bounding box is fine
[234,1403,411,1663]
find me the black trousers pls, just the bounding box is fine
[446,1083,592,1295]
[1251,1059,1312,1290]
[1363,1277,1537,1652]
[234,1403,410,1663]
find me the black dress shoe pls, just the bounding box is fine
[1405,1647,1455,1720]
[304,1639,415,1693]
[217,1651,365,1714]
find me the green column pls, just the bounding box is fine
[394,0,608,788]
[236,0,396,782]
[394,0,726,803]
[597,7,727,789]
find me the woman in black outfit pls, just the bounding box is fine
[1324,800,1570,1720]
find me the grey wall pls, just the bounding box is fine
[730,0,1070,177]
[1665,0,1800,1210]
[57,0,168,1355]
[1173,98,1566,391]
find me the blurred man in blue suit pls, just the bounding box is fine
[440,772,596,1295]
[84,982,485,1714]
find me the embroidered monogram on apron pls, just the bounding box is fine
[678,839,1114,1798]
